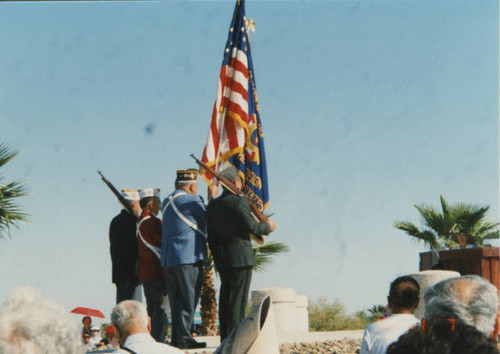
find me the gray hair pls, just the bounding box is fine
[0,287,84,354]
[111,300,148,332]
[424,275,498,336]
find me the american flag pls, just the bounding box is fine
[201,0,269,211]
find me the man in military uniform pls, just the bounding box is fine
[137,188,168,343]
[109,189,142,304]
[162,169,216,350]
[206,166,276,341]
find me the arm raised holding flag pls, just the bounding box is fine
[191,153,272,245]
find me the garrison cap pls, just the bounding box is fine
[219,166,239,181]
[138,188,161,200]
[175,169,198,185]
[121,189,139,201]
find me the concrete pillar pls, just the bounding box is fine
[295,294,309,333]
[410,270,461,319]
[251,288,298,334]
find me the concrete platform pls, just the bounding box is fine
[184,330,364,353]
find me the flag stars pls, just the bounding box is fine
[230,27,234,32]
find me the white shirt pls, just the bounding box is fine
[114,333,184,354]
[360,313,419,354]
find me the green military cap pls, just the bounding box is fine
[219,166,239,181]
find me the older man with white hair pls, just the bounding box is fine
[112,300,184,354]
[423,274,499,339]
[0,287,84,353]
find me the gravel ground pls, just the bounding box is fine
[279,338,362,354]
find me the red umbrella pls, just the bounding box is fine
[104,325,115,333]
[70,307,105,319]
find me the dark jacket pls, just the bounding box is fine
[207,191,271,269]
[109,210,139,284]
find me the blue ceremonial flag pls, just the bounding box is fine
[202,0,270,211]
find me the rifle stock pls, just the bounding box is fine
[190,154,267,244]
[98,171,134,216]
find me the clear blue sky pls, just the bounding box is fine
[1,0,498,325]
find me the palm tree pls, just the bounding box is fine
[199,240,290,335]
[367,304,387,320]
[395,195,499,251]
[0,144,28,240]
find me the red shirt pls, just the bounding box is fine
[137,210,163,280]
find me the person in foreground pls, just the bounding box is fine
[386,317,499,354]
[361,275,421,354]
[387,274,500,354]
[207,166,277,341]
[423,274,499,339]
[0,287,84,353]
[111,300,184,354]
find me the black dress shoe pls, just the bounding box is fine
[178,341,207,349]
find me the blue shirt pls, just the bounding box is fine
[161,189,207,267]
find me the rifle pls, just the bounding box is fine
[98,171,134,216]
[190,154,267,244]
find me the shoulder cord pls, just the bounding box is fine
[163,192,207,238]
[137,216,161,260]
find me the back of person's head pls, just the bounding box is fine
[0,287,84,354]
[388,275,420,311]
[139,196,154,209]
[111,300,148,334]
[387,317,499,354]
[424,275,498,336]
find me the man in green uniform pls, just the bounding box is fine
[206,166,276,341]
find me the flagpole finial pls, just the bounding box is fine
[245,18,256,33]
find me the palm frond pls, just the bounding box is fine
[396,195,498,250]
[252,241,290,272]
[0,144,29,240]
[394,221,442,251]
[0,144,19,169]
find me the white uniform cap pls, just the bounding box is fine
[139,188,161,200]
[121,189,139,201]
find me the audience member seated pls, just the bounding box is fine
[82,315,93,333]
[89,325,102,347]
[82,331,94,351]
[111,300,184,353]
[0,287,84,353]
[387,317,499,354]
[95,337,110,350]
[361,275,420,354]
[423,274,499,339]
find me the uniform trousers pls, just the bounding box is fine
[115,279,142,304]
[141,277,168,343]
[164,262,204,347]
[218,266,252,341]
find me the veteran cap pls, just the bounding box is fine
[175,169,199,185]
[121,189,139,202]
[219,166,239,181]
[138,188,161,200]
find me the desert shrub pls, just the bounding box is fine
[308,297,372,331]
